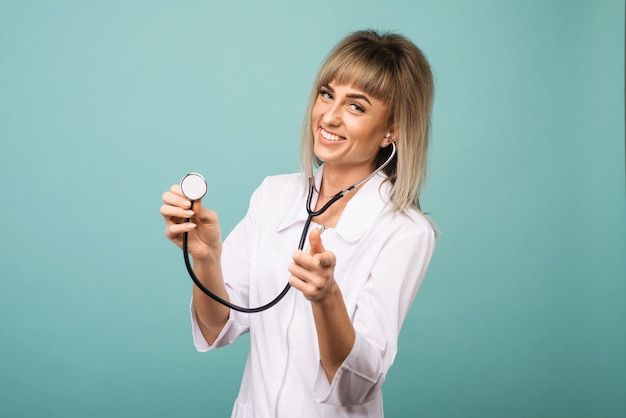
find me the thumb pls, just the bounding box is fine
[191,199,215,224]
[308,228,325,256]
[191,198,204,211]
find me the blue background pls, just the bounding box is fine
[1,1,624,416]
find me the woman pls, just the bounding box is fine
[161,29,435,417]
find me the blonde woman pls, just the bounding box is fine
[161,29,435,417]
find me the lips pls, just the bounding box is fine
[320,127,346,142]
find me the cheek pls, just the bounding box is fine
[350,122,379,144]
[354,127,386,154]
[310,108,319,124]
[310,115,320,135]
[310,115,320,137]
[310,98,323,121]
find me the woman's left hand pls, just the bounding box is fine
[288,229,337,302]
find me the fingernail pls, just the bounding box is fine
[187,223,196,229]
[183,200,191,208]
[184,210,194,217]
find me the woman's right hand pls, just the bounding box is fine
[160,184,222,261]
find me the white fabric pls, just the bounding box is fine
[190,167,435,417]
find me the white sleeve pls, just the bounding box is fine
[313,216,435,406]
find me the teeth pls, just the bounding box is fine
[321,129,343,141]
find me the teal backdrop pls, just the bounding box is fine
[1,1,624,417]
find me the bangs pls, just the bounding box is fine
[318,51,397,104]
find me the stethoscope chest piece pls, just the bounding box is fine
[180,173,207,201]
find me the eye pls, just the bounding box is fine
[319,88,333,100]
[349,103,366,113]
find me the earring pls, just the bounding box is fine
[382,132,392,147]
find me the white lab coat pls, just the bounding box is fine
[191,167,435,417]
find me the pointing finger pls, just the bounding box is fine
[308,228,325,256]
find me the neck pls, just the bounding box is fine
[319,163,375,198]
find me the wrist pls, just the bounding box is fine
[311,281,342,308]
[192,245,222,266]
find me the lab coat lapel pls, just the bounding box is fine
[334,171,390,242]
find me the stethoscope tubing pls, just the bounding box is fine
[182,142,396,313]
[182,178,340,313]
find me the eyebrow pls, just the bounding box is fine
[322,83,372,106]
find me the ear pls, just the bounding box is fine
[381,131,394,147]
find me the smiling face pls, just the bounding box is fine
[311,81,391,179]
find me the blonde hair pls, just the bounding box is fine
[300,30,434,211]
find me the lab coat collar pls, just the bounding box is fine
[276,165,391,242]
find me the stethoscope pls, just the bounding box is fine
[180,142,396,313]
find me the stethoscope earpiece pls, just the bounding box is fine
[180,173,207,201]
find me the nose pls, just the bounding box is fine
[321,102,342,126]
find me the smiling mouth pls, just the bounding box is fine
[320,128,346,142]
